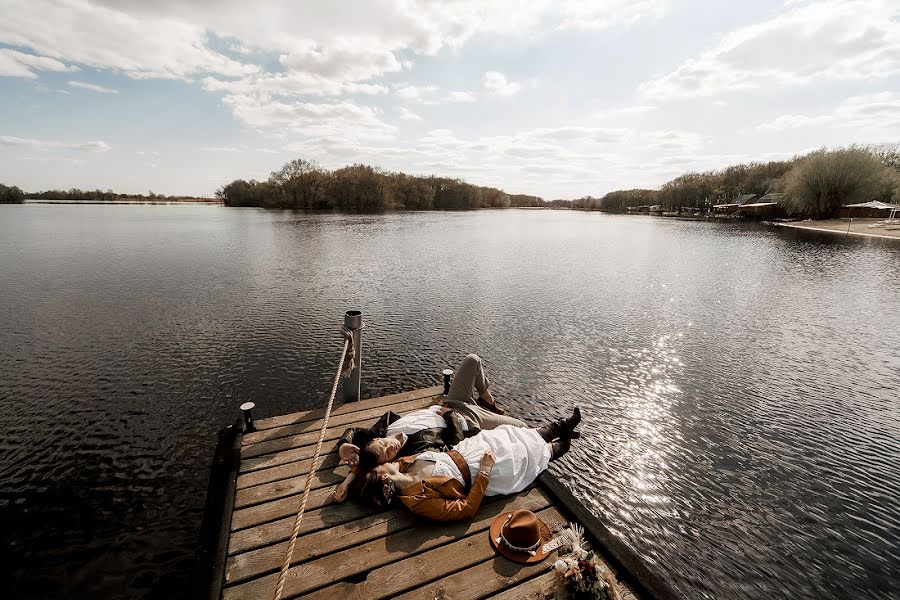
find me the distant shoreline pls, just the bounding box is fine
[23,199,222,206]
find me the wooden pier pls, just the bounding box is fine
[200,386,673,600]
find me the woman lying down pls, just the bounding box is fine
[354,408,581,521]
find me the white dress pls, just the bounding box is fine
[418,425,551,496]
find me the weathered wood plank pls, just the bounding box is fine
[231,485,342,531]
[486,571,558,600]
[236,452,342,490]
[295,506,564,600]
[225,488,549,587]
[240,396,439,458]
[226,504,416,585]
[224,495,555,600]
[233,467,348,510]
[393,553,555,600]
[227,502,381,555]
[252,386,442,431]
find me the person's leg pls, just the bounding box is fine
[537,407,581,442]
[550,437,571,461]
[446,354,489,405]
[443,401,526,429]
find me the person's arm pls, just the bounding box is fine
[403,451,496,521]
[333,469,356,502]
[336,427,367,451]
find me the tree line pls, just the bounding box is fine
[216,160,544,210]
[562,144,900,219]
[0,183,25,203]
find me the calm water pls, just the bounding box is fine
[1,205,898,599]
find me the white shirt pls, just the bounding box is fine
[385,405,447,436]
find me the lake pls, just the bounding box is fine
[1,205,898,599]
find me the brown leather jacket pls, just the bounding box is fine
[394,455,490,521]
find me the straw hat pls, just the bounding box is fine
[489,509,553,564]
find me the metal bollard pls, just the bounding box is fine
[442,368,454,396]
[343,310,363,402]
[240,401,256,433]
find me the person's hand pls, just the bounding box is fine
[480,450,496,473]
[339,443,360,466]
[333,484,349,503]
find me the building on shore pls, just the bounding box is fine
[713,193,758,215]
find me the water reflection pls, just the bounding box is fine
[1,206,898,600]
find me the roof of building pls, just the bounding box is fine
[759,192,785,202]
[735,194,758,205]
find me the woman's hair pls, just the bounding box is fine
[353,469,394,508]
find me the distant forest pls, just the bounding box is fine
[564,144,900,218]
[217,160,543,210]
[5,144,897,220]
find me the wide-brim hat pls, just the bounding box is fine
[489,509,553,564]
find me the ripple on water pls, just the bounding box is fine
[1,206,899,599]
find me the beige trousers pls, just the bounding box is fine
[443,354,526,429]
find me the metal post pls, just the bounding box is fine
[343,310,363,402]
[442,368,454,396]
[240,402,255,433]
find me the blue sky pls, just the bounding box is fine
[1,0,898,198]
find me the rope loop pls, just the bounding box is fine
[272,331,350,600]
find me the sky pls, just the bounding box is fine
[0,0,898,199]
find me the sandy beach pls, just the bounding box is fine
[776,218,900,240]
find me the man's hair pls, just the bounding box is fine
[358,444,380,471]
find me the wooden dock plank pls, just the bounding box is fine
[227,501,380,555]
[224,498,559,600]
[225,488,548,586]
[233,467,348,510]
[252,386,442,431]
[231,485,341,531]
[236,452,342,490]
[486,571,559,599]
[392,552,554,600]
[240,396,439,459]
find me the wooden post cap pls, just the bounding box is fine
[240,402,255,411]
[442,369,454,376]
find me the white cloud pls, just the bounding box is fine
[560,0,667,30]
[640,0,900,97]
[447,91,477,103]
[0,0,258,80]
[757,92,900,132]
[398,107,422,121]
[483,71,521,96]
[201,146,245,152]
[394,84,438,102]
[0,135,110,152]
[0,48,79,79]
[68,80,119,94]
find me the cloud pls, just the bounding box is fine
[0,135,110,152]
[398,107,422,121]
[68,80,119,94]
[447,91,477,103]
[0,48,79,79]
[394,84,438,102]
[560,0,667,30]
[201,146,245,152]
[483,71,521,96]
[0,0,258,80]
[756,92,900,132]
[640,0,900,97]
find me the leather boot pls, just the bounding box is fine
[550,437,571,461]
[537,407,581,442]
